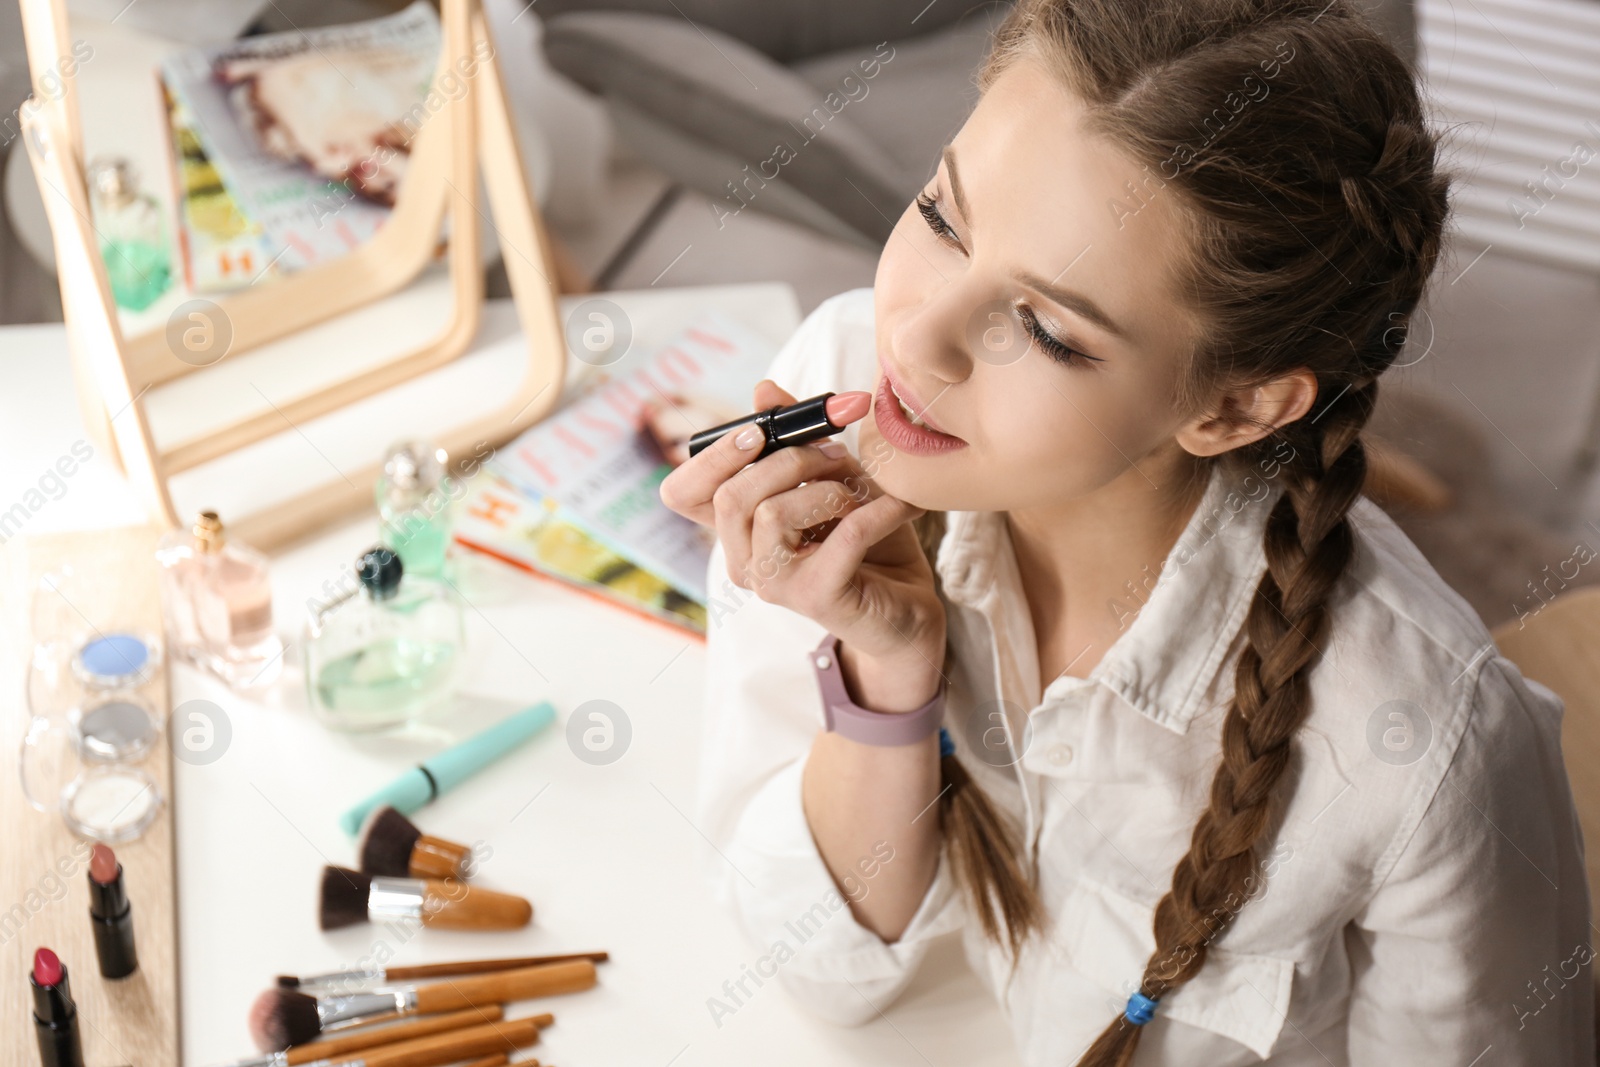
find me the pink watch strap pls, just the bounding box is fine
[810,632,946,746]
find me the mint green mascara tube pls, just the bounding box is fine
[338,701,557,836]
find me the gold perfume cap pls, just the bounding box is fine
[193,510,225,553]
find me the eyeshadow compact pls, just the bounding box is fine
[23,570,168,843]
[75,696,160,764]
[71,632,161,691]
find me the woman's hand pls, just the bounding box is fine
[659,378,946,707]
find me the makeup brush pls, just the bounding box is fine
[459,1057,513,1067]
[278,952,609,990]
[210,1006,502,1067]
[319,866,531,931]
[298,1014,547,1067]
[359,807,474,880]
[248,962,590,1049]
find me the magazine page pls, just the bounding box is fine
[490,312,778,604]
[454,472,707,636]
[159,76,279,293]
[159,0,441,271]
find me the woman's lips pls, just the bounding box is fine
[873,372,968,456]
[878,363,954,435]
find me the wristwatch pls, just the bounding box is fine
[810,632,946,746]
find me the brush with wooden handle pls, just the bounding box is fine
[278,952,609,991]
[250,959,593,1049]
[319,1015,548,1067]
[358,807,476,880]
[213,1006,503,1066]
[319,866,532,931]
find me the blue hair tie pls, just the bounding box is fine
[1124,992,1159,1026]
[938,727,955,758]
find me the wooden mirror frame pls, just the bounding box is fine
[18,0,567,549]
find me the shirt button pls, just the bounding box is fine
[1047,743,1074,767]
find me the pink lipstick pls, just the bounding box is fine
[873,369,967,456]
[30,948,84,1067]
[687,391,870,460]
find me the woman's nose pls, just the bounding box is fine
[891,283,983,385]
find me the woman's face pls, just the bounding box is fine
[863,54,1207,513]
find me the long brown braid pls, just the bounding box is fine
[906,0,1453,1060]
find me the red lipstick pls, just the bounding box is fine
[34,948,62,986]
[686,391,870,460]
[88,843,139,979]
[873,369,967,456]
[30,947,85,1067]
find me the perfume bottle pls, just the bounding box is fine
[87,156,172,312]
[305,546,464,732]
[376,439,456,580]
[156,511,284,689]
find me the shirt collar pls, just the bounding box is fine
[934,459,1279,734]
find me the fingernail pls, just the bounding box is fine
[817,441,846,458]
[734,425,764,450]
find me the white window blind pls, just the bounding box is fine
[1420,0,1600,272]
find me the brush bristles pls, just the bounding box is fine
[319,865,373,930]
[249,987,321,1051]
[275,974,299,988]
[360,806,422,877]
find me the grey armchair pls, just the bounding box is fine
[538,0,1011,248]
[537,0,1415,251]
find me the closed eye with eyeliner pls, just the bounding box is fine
[914,189,1102,368]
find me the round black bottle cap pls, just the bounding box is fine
[357,546,403,600]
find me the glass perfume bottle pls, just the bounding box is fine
[376,439,456,580]
[156,511,284,689]
[87,156,173,312]
[305,546,464,732]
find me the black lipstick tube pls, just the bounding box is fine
[89,861,139,979]
[687,392,841,461]
[31,962,85,1067]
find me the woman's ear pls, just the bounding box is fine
[1175,368,1318,457]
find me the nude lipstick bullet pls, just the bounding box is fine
[88,843,138,978]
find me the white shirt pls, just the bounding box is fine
[695,287,1594,1065]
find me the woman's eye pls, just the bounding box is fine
[916,192,963,250]
[910,192,1100,369]
[1018,304,1102,367]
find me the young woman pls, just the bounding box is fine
[659,0,1594,1062]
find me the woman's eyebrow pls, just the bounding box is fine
[941,145,972,226]
[943,144,1126,340]
[1018,271,1127,339]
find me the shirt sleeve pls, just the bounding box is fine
[693,290,965,1026]
[1343,652,1595,1064]
[696,534,965,1025]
